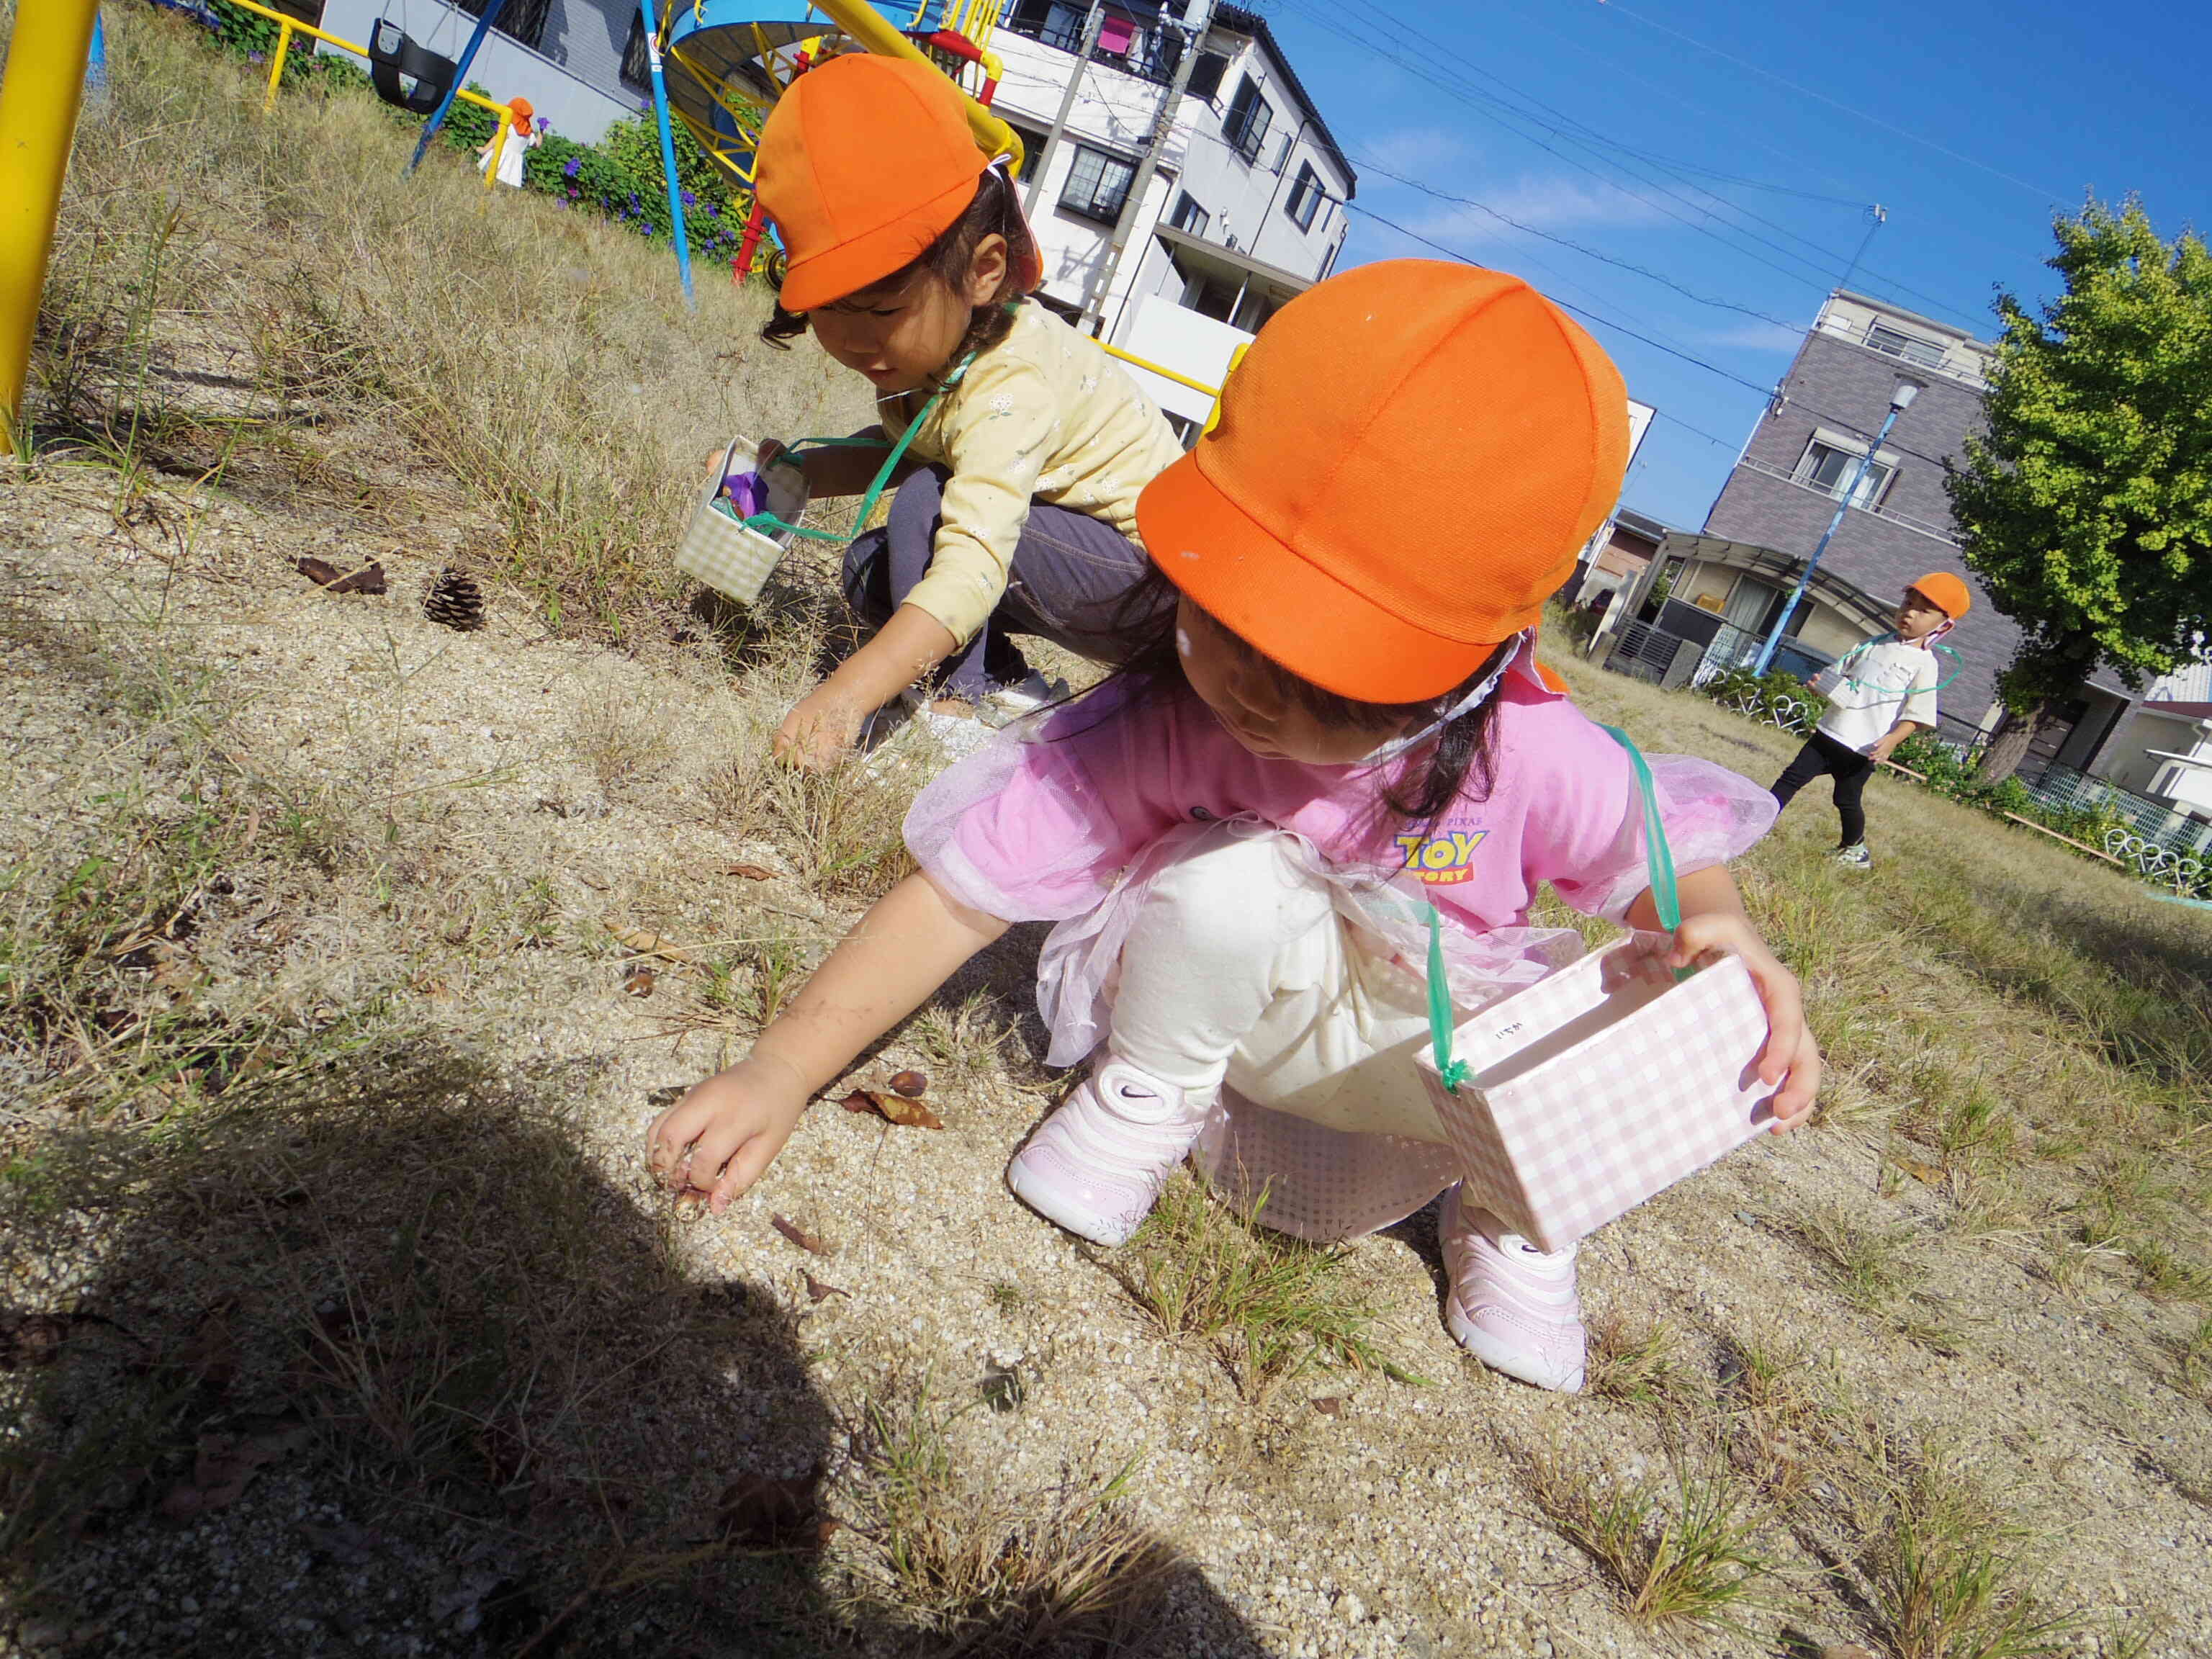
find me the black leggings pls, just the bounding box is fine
[1771,732,1876,848]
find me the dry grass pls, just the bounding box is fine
[1112,1172,1425,1398]
[840,1387,1181,1655]
[1516,1443,1773,1631]
[23,1,868,633]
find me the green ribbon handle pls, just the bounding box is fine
[1426,723,1684,1095]
[736,351,979,547]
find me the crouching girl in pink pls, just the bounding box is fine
[649,260,1820,1393]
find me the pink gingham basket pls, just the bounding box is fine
[1413,726,1775,1252]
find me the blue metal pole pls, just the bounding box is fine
[405,0,512,175]
[636,0,696,308]
[1752,400,1905,675]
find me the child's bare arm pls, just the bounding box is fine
[647,873,1008,1210]
[775,604,960,768]
[1627,863,1821,1133]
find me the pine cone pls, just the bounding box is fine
[423,567,486,632]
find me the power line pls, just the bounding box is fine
[1596,0,2072,205]
[1348,150,1806,331]
[1325,0,1995,331]
[1270,0,1996,332]
[1346,201,1972,472]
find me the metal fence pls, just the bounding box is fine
[2018,760,2212,871]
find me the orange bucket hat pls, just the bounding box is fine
[1137,260,1630,703]
[755,54,1041,313]
[1909,571,1972,619]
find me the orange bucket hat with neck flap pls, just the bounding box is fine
[754,54,1043,314]
[1137,259,1632,705]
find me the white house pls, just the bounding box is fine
[985,0,1357,431]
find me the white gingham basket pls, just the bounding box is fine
[1415,938,1771,1251]
[1412,725,1774,1252]
[673,434,809,607]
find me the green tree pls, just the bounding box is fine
[1946,196,2212,781]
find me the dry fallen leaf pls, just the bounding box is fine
[724,863,776,881]
[1310,1396,1343,1416]
[887,1069,929,1098]
[295,556,387,595]
[801,1272,849,1303]
[612,926,696,965]
[717,1467,837,1550]
[161,1419,311,1519]
[0,1311,85,1370]
[622,964,657,999]
[838,1090,944,1130]
[1892,1154,1947,1187]
[771,1215,830,1256]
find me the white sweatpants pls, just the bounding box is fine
[1105,824,1452,1145]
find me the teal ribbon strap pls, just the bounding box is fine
[1426,722,1685,1095]
[1426,906,1470,1092]
[736,351,979,547]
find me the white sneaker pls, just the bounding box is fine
[978,670,1070,730]
[1440,1186,1586,1392]
[1005,1057,1208,1246]
[1834,842,1873,869]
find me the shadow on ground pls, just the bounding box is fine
[0,1040,1265,1657]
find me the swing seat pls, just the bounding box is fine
[368,18,458,115]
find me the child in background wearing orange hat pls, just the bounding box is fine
[1770,574,1971,870]
[477,98,539,189]
[652,261,1821,1393]
[744,55,1185,767]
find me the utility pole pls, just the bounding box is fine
[1079,0,1216,337]
[1023,0,1108,218]
[1753,379,1918,675]
[1837,203,1885,294]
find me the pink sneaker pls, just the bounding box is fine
[1005,1058,1208,1246]
[1440,1184,1586,1393]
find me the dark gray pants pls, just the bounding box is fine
[841,465,1161,701]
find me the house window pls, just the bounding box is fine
[620,8,650,93]
[1224,76,1272,163]
[1863,320,1948,369]
[1004,0,1182,82]
[1186,50,1228,102]
[459,0,552,53]
[1284,161,1322,230]
[1004,0,1085,53]
[1060,145,1136,223]
[1793,435,1895,508]
[1169,192,1208,237]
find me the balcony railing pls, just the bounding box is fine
[1815,313,1991,391]
[1735,455,1962,548]
[999,12,1184,85]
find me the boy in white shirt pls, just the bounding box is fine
[1769,572,1971,868]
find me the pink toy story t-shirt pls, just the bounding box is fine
[907,656,1776,941]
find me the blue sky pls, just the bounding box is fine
[1252,0,2212,529]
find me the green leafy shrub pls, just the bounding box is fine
[186,4,750,260]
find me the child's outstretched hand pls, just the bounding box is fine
[1667,913,1821,1134]
[647,1056,811,1212]
[775,685,870,770]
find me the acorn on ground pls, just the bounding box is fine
[423,567,485,631]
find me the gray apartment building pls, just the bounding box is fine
[1604,291,2135,776]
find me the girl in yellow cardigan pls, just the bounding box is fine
[747,55,1184,768]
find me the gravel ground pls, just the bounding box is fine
[3,460,2208,1658]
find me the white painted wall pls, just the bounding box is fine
[318,0,645,145]
[1118,294,1249,423]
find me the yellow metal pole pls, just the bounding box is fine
[0,0,102,446]
[1097,341,1220,400]
[482,111,511,190]
[809,0,1022,173]
[264,20,295,112]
